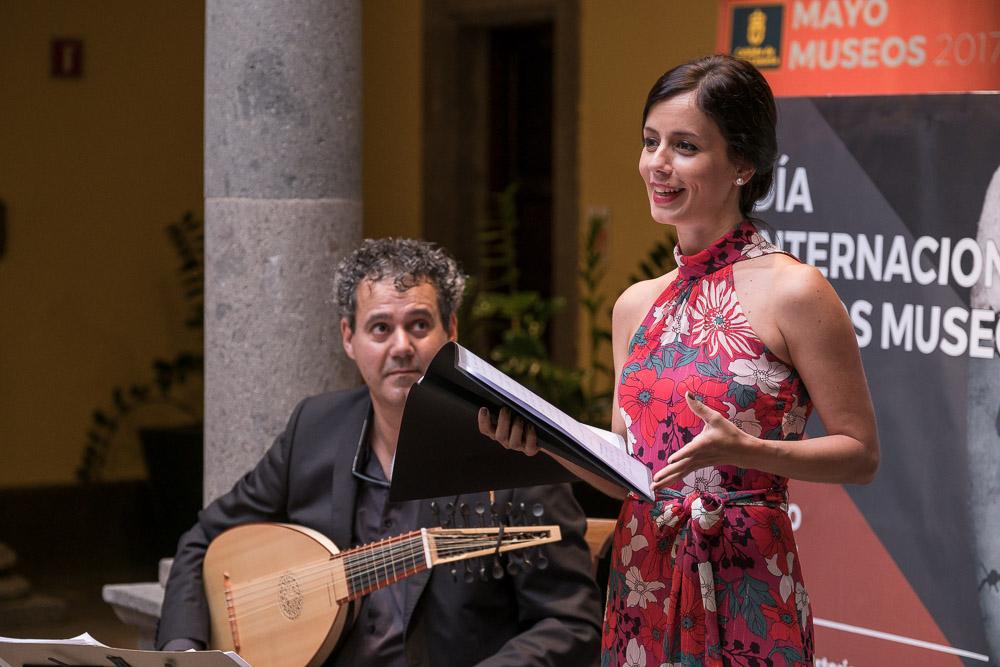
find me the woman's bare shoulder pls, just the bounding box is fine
[766,260,853,347]
[739,252,829,305]
[772,259,836,306]
[614,271,676,322]
[611,271,677,351]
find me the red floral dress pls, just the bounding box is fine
[601,221,814,667]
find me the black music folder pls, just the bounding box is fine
[390,342,654,502]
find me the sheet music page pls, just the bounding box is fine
[457,346,652,497]
[223,651,252,667]
[0,634,106,646]
[181,649,251,667]
[583,423,625,450]
[0,637,249,667]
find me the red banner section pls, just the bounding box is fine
[791,481,965,665]
[717,0,1000,96]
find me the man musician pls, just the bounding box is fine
[156,238,601,666]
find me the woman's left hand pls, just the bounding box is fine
[652,392,752,490]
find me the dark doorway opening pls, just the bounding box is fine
[485,23,554,302]
[422,0,579,367]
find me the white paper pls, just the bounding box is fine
[0,636,250,667]
[582,424,625,450]
[223,651,252,667]
[457,346,652,498]
[0,633,106,646]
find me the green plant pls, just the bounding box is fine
[461,188,618,427]
[77,212,204,482]
[465,195,679,427]
[461,185,580,412]
[576,211,614,427]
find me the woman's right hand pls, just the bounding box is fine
[479,405,628,499]
[478,406,539,456]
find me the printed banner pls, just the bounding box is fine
[759,94,999,665]
[717,0,1000,95]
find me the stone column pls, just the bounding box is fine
[204,0,362,502]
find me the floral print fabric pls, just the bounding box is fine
[601,221,814,667]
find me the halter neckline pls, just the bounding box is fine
[674,220,769,281]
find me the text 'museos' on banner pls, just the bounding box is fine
[717,0,1000,96]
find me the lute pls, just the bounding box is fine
[203,522,560,667]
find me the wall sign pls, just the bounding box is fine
[718,0,1000,96]
[51,38,84,79]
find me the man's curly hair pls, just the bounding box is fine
[335,238,467,330]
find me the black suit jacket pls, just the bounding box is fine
[157,387,602,666]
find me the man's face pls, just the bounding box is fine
[341,278,457,412]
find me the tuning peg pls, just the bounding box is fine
[474,501,486,526]
[530,504,546,568]
[431,501,447,528]
[506,559,519,576]
[450,565,458,581]
[492,558,504,579]
[478,559,489,581]
[463,561,475,584]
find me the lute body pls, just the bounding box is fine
[203,522,559,667]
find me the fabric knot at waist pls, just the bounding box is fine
[651,486,788,539]
[641,486,790,665]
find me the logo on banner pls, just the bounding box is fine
[718,0,1000,96]
[730,5,784,68]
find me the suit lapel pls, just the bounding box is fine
[327,392,371,550]
[321,390,370,648]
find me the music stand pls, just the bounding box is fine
[0,637,251,667]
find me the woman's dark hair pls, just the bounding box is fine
[643,54,777,218]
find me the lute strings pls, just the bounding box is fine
[224,528,550,620]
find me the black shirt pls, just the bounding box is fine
[329,419,419,667]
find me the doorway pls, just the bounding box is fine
[422,0,579,365]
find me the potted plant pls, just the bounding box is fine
[78,211,204,553]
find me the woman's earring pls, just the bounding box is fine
[735,177,745,186]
